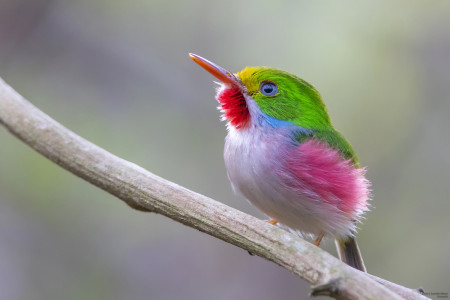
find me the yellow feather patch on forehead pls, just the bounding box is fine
[236,66,268,95]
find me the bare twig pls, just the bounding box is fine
[0,77,428,300]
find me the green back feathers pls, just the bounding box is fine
[237,66,359,165]
[295,129,359,164]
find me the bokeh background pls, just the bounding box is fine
[1,1,450,299]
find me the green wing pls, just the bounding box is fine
[294,129,360,166]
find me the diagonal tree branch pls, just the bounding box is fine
[0,77,428,300]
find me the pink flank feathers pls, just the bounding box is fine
[285,140,370,219]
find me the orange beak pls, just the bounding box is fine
[189,53,240,88]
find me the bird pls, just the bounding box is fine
[189,53,370,272]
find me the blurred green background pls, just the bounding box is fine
[1,1,449,299]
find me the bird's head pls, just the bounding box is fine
[190,53,332,130]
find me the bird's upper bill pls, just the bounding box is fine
[189,53,241,88]
[190,53,250,128]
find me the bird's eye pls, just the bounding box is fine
[259,81,278,96]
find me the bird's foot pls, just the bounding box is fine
[268,219,278,225]
[313,232,325,247]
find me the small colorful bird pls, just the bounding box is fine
[189,53,370,272]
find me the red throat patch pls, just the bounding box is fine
[217,87,250,129]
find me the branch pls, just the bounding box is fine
[0,77,427,300]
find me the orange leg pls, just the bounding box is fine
[313,232,325,247]
[268,219,278,225]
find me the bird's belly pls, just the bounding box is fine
[223,127,361,238]
[224,127,322,236]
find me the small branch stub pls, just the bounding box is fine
[311,279,342,298]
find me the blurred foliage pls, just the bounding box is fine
[1,0,450,299]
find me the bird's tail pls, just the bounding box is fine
[335,237,366,272]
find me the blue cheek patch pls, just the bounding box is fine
[258,114,313,144]
[263,114,296,128]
